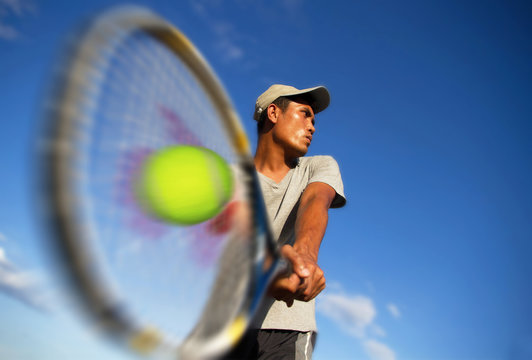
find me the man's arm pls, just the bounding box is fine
[293,181,336,301]
[268,181,336,305]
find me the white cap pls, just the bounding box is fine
[253,84,330,121]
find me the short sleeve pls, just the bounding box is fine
[306,156,346,208]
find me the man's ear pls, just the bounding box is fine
[267,104,280,124]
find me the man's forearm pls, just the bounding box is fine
[293,192,330,260]
[292,182,336,301]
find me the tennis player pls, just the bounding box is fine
[225,84,346,359]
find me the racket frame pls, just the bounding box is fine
[43,6,281,359]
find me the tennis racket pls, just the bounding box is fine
[40,5,284,359]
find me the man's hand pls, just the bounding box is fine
[267,245,310,307]
[268,182,335,306]
[291,249,325,302]
[291,182,335,301]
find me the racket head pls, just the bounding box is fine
[40,6,278,359]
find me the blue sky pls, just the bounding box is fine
[1,0,531,359]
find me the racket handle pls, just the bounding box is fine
[276,257,293,277]
[276,257,307,289]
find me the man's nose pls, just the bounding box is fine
[308,121,315,134]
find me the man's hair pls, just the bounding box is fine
[257,96,292,133]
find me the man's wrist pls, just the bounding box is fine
[293,242,318,262]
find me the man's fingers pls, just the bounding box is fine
[274,273,300,294]
[298,269,326,301]
[274,245,328,303]
[280,244,310,278]
[269,272,306,306]
[309,277,326,300]
[286,273,303,292]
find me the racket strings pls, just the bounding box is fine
[61,19,257,350]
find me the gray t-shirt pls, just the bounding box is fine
[252,155,346,331]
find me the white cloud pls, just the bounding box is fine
[0,232,6,241]
[0,0,36,40]
[317,293,376,338]
[0,244,50,311]
[0,23,17,39]
[318,290,398,358]
[280,0,303,12]
[387,303,401,319]
[370,324,387,337]
[214,27,244,61]
[189,0,246,63]
[363,339,396,360]
[0,0,35,15]
[0,247,9,266]
[325,280,344,292]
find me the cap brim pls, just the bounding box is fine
[283,86,330,115]
[253,84,331,121]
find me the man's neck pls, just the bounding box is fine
[254,139,297,183]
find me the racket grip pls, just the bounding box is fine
[276,257,307,288]
[276,257,293,277]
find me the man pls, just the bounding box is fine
[226,84,346,359]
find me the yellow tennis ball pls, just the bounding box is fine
[135,145,234,225]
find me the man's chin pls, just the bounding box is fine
[296,148,309,158]
[286,145,309,160]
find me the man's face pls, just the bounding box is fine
[272,99,316,158]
